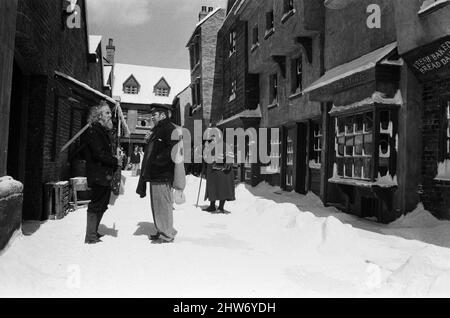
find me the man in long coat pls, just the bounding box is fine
[137,104,178,243]
[82,102,120,244]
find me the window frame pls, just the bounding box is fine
[229,30,236,57]
[291,56,303,95]
[264,10,275,39]
[251,24,259,51]
[269,73,278,106]
[333,107,398,182]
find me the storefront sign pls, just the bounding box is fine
[407,37,450,77]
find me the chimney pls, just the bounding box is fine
[198,6,208,21]
[106,38,115,65]
[208,7,214,12]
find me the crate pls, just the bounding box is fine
[44,181,71,220]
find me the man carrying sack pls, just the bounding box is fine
[136,104,181,244]
[82,101,121,244]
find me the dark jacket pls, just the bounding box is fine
[130,151,141,164]
[82,122,118,187]
[141,118,178,183]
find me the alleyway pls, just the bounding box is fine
[1,172,450,297]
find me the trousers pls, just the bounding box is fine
[150,182,177,242]
[85,184,111,242]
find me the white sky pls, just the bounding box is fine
[87,0,228,69]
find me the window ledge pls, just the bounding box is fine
[229,50,236,58]
[288,91,303,100]
[228,94,236,102]
[264,28,275,40]
[251,43,260,53]
[267,102,279,109]
[418,0,450,16]
[281,9,296,24]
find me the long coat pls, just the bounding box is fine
[82,122,118,187]
[203,142,236,202]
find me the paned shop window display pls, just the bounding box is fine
[334,109,397,181]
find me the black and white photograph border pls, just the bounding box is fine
[1,0,450,300]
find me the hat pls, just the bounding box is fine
[150,104,172,113]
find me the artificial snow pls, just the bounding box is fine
[330,90,403,114]
[1,172,450,297]
[435,160,450,181]
[0,176,23,198]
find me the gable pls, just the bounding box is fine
[123,74,141,90]
[154,77,171,90]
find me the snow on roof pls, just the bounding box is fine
[187,7,223,46]
[329,90,403,114]
[88,35,102,55]
[303,42,398,94]
[196,7,222,28]
[216,105,261,126]
[112,63,190,105]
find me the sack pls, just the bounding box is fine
[172,140,186,190]
[174,189,186,205]
[111,168,122,195]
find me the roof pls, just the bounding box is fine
[103,65,112,88]
[303,42,398,94]
[186,7,224,46]
[216,106,261,126]
[88,35,102,55]
[112,63,190,105]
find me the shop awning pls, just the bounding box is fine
[303,42,399,95]
[54,71,130,137]
[216,106,262,127]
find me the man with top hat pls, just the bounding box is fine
[138,104,178,243]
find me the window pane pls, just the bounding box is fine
[379,134,390,156]
[378,158,389,177]
[344,159,353,177]
[364,112,373,132]
[337,158,344,176]
[345,136,354,156]
[338,118,345,135]
[355,135,363,155]
[346,117,354,134]
[380,110,390,130]
[354,158,363,179]
[363,133,373,156]
[355,114,364,132]
[363,158,372,179]
[338,136,345,156]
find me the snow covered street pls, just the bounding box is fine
[1,171,450,297]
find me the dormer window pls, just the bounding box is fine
[153,77,171,97]
[123,74,140,94]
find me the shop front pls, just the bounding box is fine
[304,42,411,223]
[402,35,450,219]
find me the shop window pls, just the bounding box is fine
[335,110,396,181]
[291,56,303,94]
[310,122,322,168]
[269,73,278,105]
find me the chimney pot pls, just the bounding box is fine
[208,7,214,12]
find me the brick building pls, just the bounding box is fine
[187,6,226,128]
[237,0,325,194]
[393,0,450,219]
[209,0,260,184]
[303,0,422,223]
[0,0,123,249]
[112,63,190,156]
